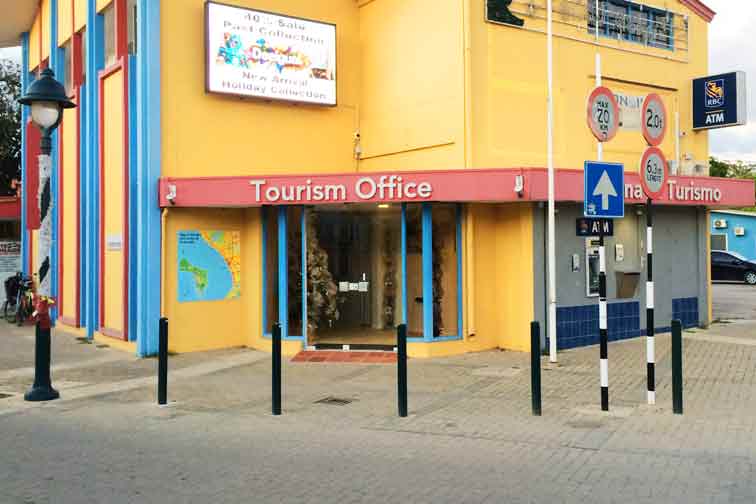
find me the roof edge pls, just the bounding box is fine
[679,0,716,22]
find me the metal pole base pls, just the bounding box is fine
[24,386,60,402]
[24,322,59,402]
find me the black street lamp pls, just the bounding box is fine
[18,68,76,402]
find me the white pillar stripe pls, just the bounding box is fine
[646,282,654,309]
[646,337,655,363]
[647,227,653,253]
[647,391,656,404]
[599,245,606,271]
[599,301,607,329]
[37,154,52,298]
[600,359,609,387]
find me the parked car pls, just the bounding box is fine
[711,250,756,284]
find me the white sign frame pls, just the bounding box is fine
[205,1,337,107]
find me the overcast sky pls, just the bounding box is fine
[0,2,752,161]
[705,1,755,163]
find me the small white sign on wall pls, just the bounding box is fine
[106,234,123,251]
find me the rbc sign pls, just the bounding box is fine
[693,72,747,130]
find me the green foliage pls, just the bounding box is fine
[710,157,756,211]
[710,157,756,179]
[0,59,21,196]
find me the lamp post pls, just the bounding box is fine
[18,68,76,402]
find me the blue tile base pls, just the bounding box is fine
[673,297,699,329]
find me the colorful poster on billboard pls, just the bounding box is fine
[205,2,337,106]
[177,231,241,303]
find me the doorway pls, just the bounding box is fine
[307,204,402,347]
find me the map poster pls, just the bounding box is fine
[177,231,241,303]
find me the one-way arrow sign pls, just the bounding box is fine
[593,170,618,210]
[584,161,624,218]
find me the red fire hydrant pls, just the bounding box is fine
[33,295,53,331]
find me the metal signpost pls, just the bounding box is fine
[584,161,624,412]
[639,145,667,405]
[639,91,668,406]
[586,80,621,412]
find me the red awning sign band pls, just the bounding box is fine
[159,168,754,209]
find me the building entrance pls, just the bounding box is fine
[262,202,463,349]
[307,204,402,348]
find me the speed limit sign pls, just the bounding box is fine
[586,86,620,142]
[641,93,667,146]
[639,146,668,199]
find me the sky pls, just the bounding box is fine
[706,0,756,163]
[0,2,752,161]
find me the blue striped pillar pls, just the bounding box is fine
[135,0,162,356]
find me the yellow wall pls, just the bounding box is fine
[96,0,113,13]
[155,0,711,357]
[102,71,125,333]
[58,0,74,46]
[61,104,79,323]
[161,0,361,178]
[74,0,88,32]
[41,0,51,62]
[165,209,244,352]
[357,0,466,171]
[468,0,709,173]
[29,14,41,70]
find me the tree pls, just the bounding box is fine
[0,59,21,196]
[710,157,756,179]
[709,157,730,178]
[710,157,756,212]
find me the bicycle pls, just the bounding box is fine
[15,275,35,326]
[3,272,22,323]
[3,273,34,326]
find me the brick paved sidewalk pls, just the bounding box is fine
[3,320,756,502]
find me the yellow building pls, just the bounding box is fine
[10,0,754,357]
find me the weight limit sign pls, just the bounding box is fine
[587,86,620,143]
[641,93,668,147]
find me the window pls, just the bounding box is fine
[103,5,117,67]
[63,41,73,96]
[263,207,279,335]
[127,0,137,54]
[432,204,460,338]
[711,234,727,251]
[587,0,674,50]
[81,29,87,81]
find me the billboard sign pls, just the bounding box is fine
[693,72,747,130]
[205,2,337,106]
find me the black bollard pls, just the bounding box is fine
[531,321,542,416]
[24,320,60,402]
[272,323,282,416]
[397,324,408,417]
[158,318,168,406]
[672,319,683,415]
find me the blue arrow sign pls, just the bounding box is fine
[584,161,624,218]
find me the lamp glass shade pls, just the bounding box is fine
[30,101,61,129]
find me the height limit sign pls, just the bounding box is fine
[587,86,620,142]
[640,146,668,199]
